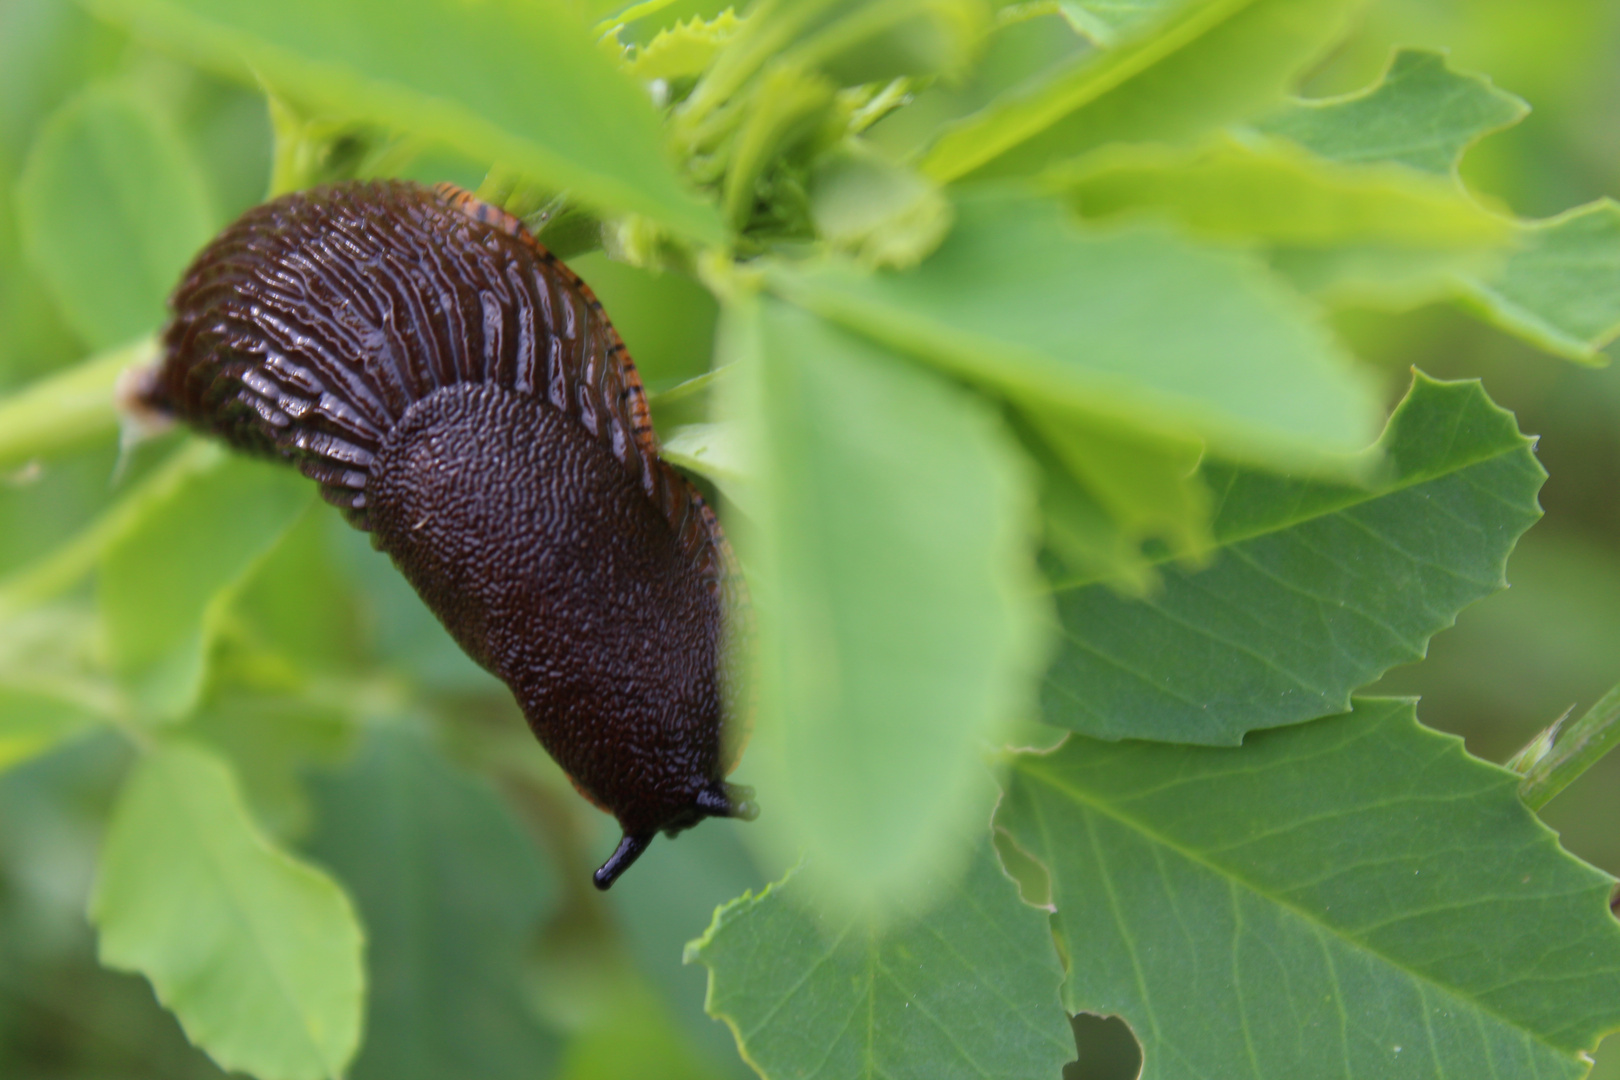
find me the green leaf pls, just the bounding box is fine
[188,691,353,839]
[999,699,1620,1079]
[556,977,722,1080]
[0,603,109,697]
[661,421,757,515]
[83,0,721,242]
[720,63,837,230]
[922,0,1364,182]
[0,339,146,473]
[769,192,1382,470]
[304,725,561,1080]
[1055,0,1181,47]
[16,85,216,350]
[0,683,104,773]
[1021,409,1210,577]
[1267,243,1502,309]
[1022,422,1161,591]
[0,437,210,618]
[99,447,314,720]
[230,506,364,676]
[1458,200,1620,363]
[90,740,365,1080]
[1050,133,1511,246]
[0,0,123,166]
[567,251,720,392]
[724,297,1047,912]
[685,836,1074,1080]
[624,9,745,81]
[608,819,771,1080]
[674,0,989,179]
[1254,48,1529,178]
[808,141,954,268]
[1044,373,1544,744]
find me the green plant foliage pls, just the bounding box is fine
[1459,200,1620,363]
[1052,134,1509,245]
[0,340,143,471]
[770,191,1383,469]
[807,142,954,267]
[686,835,1074,1080]
[608,819,770,1079]
[999,698,1620,1079]
[1053,0,1180,46]
[16,84,216,350]
[1255,47,1529,177]
[82,0,721,241]
[669,0,990,241]
[7,3,1620,1078]
[924,0,1364,181]
[1044,374,1544,743]
[1255,48,1620,361]
[98,448,314,719]
[1023,408,1210,581]
[303,725,561,1080]
[186,691,351,839]
[90,740,365,1080]
[661,421,755,514]
[0,683,103,773]
[624,9,746,81]
[1098,47,1531,309]
[729,296,1047,910]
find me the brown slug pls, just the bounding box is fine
[135,179,755,889]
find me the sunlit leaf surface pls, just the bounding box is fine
[1044,375,1543,743]
[1001,699,1620,1080]
[1460,200,1620,363]
[686,837,1073,1080]
[83,0,721,240]
[1052,134,1508,246]
[729,297,1046,912]
[17,85,215,349]
[1255,48,1529,177]
[924,0,1364,181]
[91,741,364,1080]
[771,192,1382,470]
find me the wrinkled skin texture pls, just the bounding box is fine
[138,181,754,888]
[372,383,728,836]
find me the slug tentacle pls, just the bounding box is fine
[140,180,754,887]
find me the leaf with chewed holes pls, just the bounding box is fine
[1042,373,1543,744]
[685,836,1073,1080]
[1000,699,1620,1080]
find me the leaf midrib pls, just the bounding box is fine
[1018,754,1571,1058]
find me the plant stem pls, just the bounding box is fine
[1517,681,1620,809]
[0,440,220,618]
[0,340,151,472]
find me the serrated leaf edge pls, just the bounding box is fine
[1011,698,1620,1057]
[90,741,365,1080]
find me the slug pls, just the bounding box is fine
[135,179,755,889]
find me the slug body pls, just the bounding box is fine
[139,180,754,888]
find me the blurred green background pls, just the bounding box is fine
[0,0,1616,1077]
